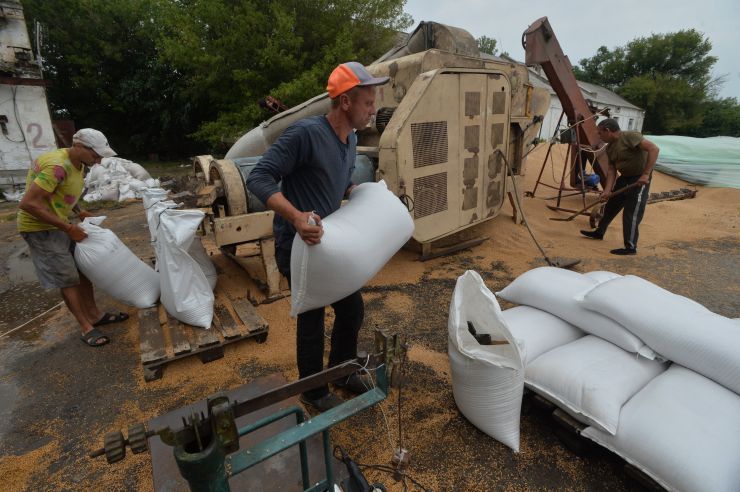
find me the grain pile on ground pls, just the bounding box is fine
[0,143,737,491]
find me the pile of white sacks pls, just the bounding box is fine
[68,187,217,329]
[449,267,740,492]
[83,157,160,202]
[142,188,216,328]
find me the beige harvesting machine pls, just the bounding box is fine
[193,22,550,300]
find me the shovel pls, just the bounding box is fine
[550,183,641,222]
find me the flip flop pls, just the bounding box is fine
[93,312,130,327]
[81,328,110,347]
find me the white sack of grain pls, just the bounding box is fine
[157,209,213,328]
[74,216,159,308]
[525,335,667,434]
[582,365,740,492]
[448,270,524,452]
[290,181,413,316]
[496,267,655,359]
[579,274,740,394]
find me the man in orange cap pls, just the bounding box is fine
[247,62,389,411]
[18,128,129,347]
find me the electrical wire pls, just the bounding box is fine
[5,86,29,147]
[343,349,433,492]
[346,358,396,451]
[560,107,609,132]
[0,301,64,339]
[497,149,560,266]
[356,462,431,492]
[578,143,607,155]
[399,193,414,213]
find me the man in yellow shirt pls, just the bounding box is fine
[18,129,128,346]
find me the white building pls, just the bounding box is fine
[0,1,57,187]
[527,68,645,140]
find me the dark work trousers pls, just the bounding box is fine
[596,174,651,250]
[275,247,364,400]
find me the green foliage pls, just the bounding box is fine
[23,0,411,156]
[620,74,706,135]
[477,35,497,56]
[694,97,740,137]
[574,30,716,91]
[157,0,411,147]
[572,30,736,136]
[24,0,198,157]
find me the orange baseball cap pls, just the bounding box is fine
[326,62,389,98]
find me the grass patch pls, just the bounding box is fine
[138,159,193,179]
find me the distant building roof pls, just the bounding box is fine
[526,67,642,112]
[575,80,642,111]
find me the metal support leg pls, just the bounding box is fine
[174,436,230,492]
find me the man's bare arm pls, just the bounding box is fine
[637,139,659,186]
[19,183,87,241]
[600,163,617,201]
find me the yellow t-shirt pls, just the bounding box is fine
[17,148,85,232]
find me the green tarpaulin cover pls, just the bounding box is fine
[649,135,740,189]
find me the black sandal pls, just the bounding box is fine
[93,312,130,327]
[81,328,110,347]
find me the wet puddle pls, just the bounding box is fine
[1,243,61,338]
[6,243,38,284]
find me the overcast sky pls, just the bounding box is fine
[403,0,739,99]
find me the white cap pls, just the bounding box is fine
[72,128,117,158]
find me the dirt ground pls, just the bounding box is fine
[0,143,738,491]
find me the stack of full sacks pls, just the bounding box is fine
[83,157,159,203]
[497,268,668,434]
[496,267,656,359]
[143,189,217,290]
[448,270,524,452]
[74,216,159,308]
[497,268,740,491]
[290,181,414,316]
[579,274,740,395]
[157,209,214,328]
[578,275,740,492]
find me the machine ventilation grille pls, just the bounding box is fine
[375,107,395,133]
[492,92,507,115]
[464,125,480,153]
[465,92,481,116]
[411,121,448,168]
[413,172,448,219]
[491,123,505,149]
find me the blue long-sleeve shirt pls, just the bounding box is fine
[246,115,356,250]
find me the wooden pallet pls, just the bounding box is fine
[138,292,268,381]
[525,392,666,490]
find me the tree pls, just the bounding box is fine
[695,97,740,137]
[155,0,412,148]
[22,0,412,157]
[23,0,202,158]
[477,36,497,56]
[573,30,719,135]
